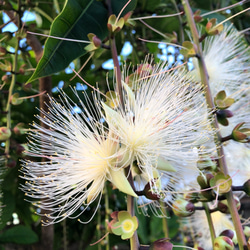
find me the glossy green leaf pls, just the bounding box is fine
[28,0,137,82]
[0,191,15,230]
[0,225,39,244]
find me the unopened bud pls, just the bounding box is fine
[16,144,25,155]
[213,236,234,250]
[1,74,11,83]
[220,229,235,240]
[172,199,195,217]
[218,196,240,213]
[243,179,250,196]
[7,158,16,168]
[244,226,250,237]
[150,238,173,250]
[0,127,11,141]
[232,122,250,143]
[23,82,32,92]
[143,182,161,201]
[0,47,7,56]
[13,123,25,135]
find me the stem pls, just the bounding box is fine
[127,194,140,250]
[104,184,110,250]
[181,1,247,249]
[110,36,124,110]
[171,0,184,44]
[160,201,169,238]
[203,202,215,246]
[4,1,21,156]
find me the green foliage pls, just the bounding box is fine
[28,0,137,82]
[0,225,38,244]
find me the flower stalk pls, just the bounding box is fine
[181,0,247,249]
[203,202,215,246]
[4,0,21,156]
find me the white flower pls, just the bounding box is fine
[191,25,250,96]
[20,88,137,225]
[103,61,213,202]
[190,24,250,188]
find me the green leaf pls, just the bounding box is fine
[0,225,38,244]
[28,0,137,82]
[28,0,101,82]
[0,191,15,230]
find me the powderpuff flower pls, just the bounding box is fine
[103,61,214,200]
[224,141,250,186]
[20,88,137,225]
[190,23,250,188]
[191,24,250,96]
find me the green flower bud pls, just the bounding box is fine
[172,199,195,217]
[214,90,234,109]
[213,236,234,250]
[205,18,223,36]
[243,226,250,237]
[231,122,250,143]
[0,127,11,141]
[107,14,124,34]
[13,123,26,135]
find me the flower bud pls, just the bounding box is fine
[143,182,161,201]
[150,238,173,250]
[16,144,25,155]
[172,199,195,217]
[0,47,7,56]
[200,190,216,201]
[220,229,235,240]
[205,18,223,36]
[0,127,11,141]
[107,14,124,34]
[217,109,234,126]
[232,122,250,143]
[197,157,217,171]
[213,236,234,250]
[13,123,26,135]
[193,10,203,23]
[197,173,214,189]
[243,179,250,196]
[23,82,32,92]
[243,226,250,237]
[184,191,199,203]
[218,196,240,213]
[7,158,16,168]
[1,74,11,84]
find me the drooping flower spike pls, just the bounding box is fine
[20,88,137,225]
[103,60,215,203]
